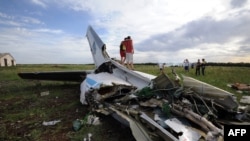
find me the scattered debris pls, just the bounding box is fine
[42,119,61,126]
[72,119,82,131]
[40,91,50,96]
[228,83,250,94]
[231,83,250,91]
[72,114,101,131]
[83,133,92,141]
[240,96,250,105]
[86,115,100,125]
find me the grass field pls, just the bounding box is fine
[0,64,249,141]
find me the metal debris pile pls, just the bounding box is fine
[81,72,250,141]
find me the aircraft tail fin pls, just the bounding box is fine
[86,26,110,68]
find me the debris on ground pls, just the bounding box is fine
[240,96,250,105]
[72,114,101,131]
[83,133,92,141]
[40,91,50,96]
[86,115,100,125]
[228,83,250,94]
[231,83,250,91]
[42,119,61,126]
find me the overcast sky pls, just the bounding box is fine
[0,0,250,64]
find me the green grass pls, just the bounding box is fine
[0,64,249,141]
[165,66,250,100]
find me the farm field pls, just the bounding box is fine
[0,64,249,141]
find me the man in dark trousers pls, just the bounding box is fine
[195,59,201,76]
[201,58,206,75]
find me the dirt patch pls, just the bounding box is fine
[0,82,134,141]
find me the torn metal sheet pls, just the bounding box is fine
[182,75,238,110]
[240,96,250,105]
[152,73,175,90]
[140,113,179,141]
[80,72,135,105]
[165,118,201,141]
[139,98,164,107]
[182,75,235,98]
[109,107,153,141]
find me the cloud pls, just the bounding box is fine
[32,28,63,34]
[0,11,44,28]
[230,0,247,8]
[93,0,250,63]
[21,16,44,25]
[0,12,13,19]
[31,0,47,8]
[128,4,250,63]
[1,0,250,64]
[0,26,90,64]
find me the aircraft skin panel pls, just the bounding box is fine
[183,75,234,97]
[86,26,110,68]
[111,59,156,80]
[133,71,156,80]
[112,69,152,90]
[110,59,155,90]
[86,73,133,88]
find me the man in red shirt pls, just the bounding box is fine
[124,36,134,70]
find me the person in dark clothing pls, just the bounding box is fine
[195,59,201,76]
[183,59,189,72]
[201,58,206,76]
[119,38,126,65]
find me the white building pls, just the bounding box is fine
[0,53,16,67]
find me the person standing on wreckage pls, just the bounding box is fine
[124,36,134,70]
[119,38,126,65]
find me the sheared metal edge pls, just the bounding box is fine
[140,113,179,141]
[182,75,235,97]
[109,107,153,141]
[165,118,201,141]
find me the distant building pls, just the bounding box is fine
[0,53,16,67]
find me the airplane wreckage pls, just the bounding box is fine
[18,26,250,141]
